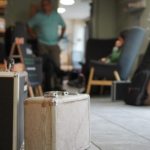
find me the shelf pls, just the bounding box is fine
[124,7,145,13]
[0,1,6,36]
[122,0,146,14]
[0,6,6,15]
[121,0,141,4]
[0,31,5,36]
[0,1,7,15]
[0,1,7,6]
[0,9,5,15]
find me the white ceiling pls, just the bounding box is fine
[59,0,91,20]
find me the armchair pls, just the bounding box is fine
[86,27,146,94]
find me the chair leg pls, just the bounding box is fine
[37,85,43,96]
[100,86,104,95]
[100,78,106,95]
[35,87,39,96]
[86,67,94,94]
[114,71,121,81]
[28,86,34,97]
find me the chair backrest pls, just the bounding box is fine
[118,27,146,80]
[85,38,117,61]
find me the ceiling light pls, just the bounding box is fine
[57,7,66,14]
[60,0,75,5]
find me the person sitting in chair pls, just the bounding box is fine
[68,30,128,89]
[101,30,128,64]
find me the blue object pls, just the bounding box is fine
[118,27,146,79]
[90,27,146,80]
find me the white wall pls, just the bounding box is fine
[59,18,86,64]
[62,19,86,53]
[72,20,86,52]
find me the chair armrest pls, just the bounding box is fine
[90,60,120,80]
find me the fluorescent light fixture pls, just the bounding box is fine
[60,0,75,5]
[57,7,66,13]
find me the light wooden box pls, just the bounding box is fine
[24,92,91,150]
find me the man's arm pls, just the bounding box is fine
[27,25,37,39]
[58,27,66,41]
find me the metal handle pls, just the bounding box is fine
[68,92,79,95]
[44,91,58,98]
[7,58,15,72]
[44,91,79,98]
[57,91,68,96]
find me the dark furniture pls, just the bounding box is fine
[86,27,146,94]
[135,42,150,73]
[85,38,117,61]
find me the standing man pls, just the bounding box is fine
[27,0,66,67]
[27,0,66,91]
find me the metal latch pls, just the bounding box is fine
[7,58,15,72]
[57,91,68,96]
[44,91,79,98]
[44,91,58,98]
[0,58,15,72]
[44,91,79,106]
[68,92,79,95]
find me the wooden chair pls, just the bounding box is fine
[86,68,121,94]
[86,27,146,94]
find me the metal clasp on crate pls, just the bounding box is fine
[44,91,79,98]
[57,91,68,96]
[44,91,80,106]
[57,91,79,96]
[44,91,58,98]
[68,92,79,95]
[0,58,15,72]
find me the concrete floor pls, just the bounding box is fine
[64,82,150,150]
[89,97,150,150]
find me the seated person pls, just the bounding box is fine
[68,30,128,88]
[101,31,125,63]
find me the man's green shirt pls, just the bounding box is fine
[28,11,66,45]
